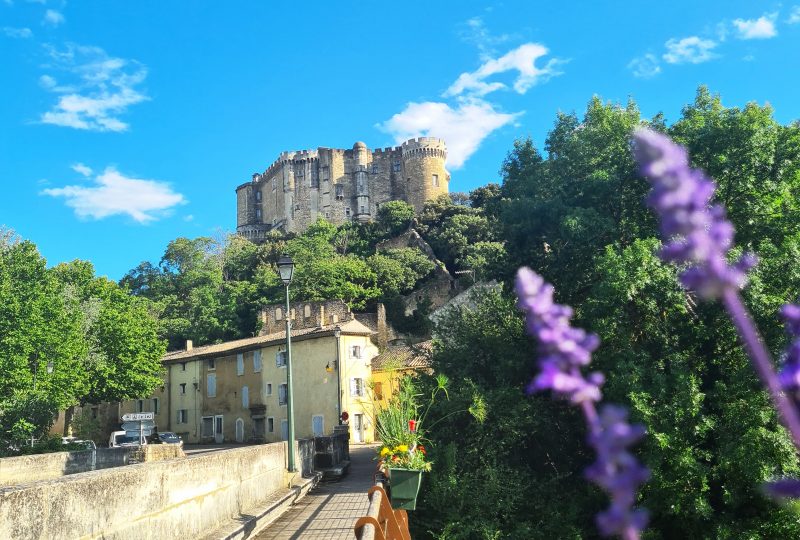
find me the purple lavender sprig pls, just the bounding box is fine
[516,268,649,539]
[632,128,800,470]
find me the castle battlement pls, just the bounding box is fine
[236,138,450,238]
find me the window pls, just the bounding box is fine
[153,398,159,415]
[180,362,187,372]
[345,207,351,218]
[393,161,401,172]
[208,358,216,370]
[266,383,273,396]
[267,417,274,433]
[374,381,384,401]
[278,383,288,405]
[207,373,217,397]
[201,416,214,437]
[137,400,144,413]
[350,378,365,397]
[255,208,262,221]
[91,407,98,419]
[272,178,276,191]
[335,184,344,200]
[304,304,311,318]
[177,409,188,424]
[311,169,319,188]
[179,383,187,395]
[254,350,262,372]
[242,386,249,408]
[371,164,379,174]
[350,345,362,359]
[255,190,262,201]
[276,350,287,367]
[312,415,324,437]
[237,353,244,376]
[281,419,288,441]
[276,307,282,320]
[432,174,439,187]
[321,166,329,179]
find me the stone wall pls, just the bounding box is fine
[0,445,185,487]
[0,442,299,540]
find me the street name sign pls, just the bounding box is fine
[121,412,154,422]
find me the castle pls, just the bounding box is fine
[236,138,449,238]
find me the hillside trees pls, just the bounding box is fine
[414,89,800,538]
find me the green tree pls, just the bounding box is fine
[377,200,415,236]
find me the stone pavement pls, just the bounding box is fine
[255,443,380,539]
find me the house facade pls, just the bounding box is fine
[118,309,379,445]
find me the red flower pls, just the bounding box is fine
[418,445,426,455]
[408,419,417,432]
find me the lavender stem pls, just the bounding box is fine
[721,289,800,448]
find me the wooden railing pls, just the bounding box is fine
[354,485,411,540]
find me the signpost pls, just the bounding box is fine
[121,413,155,445]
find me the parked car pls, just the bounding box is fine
[62,437,96,451]
[108,430,148,448]
[157,432,183,446]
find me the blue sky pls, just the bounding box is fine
[2,1,799,280]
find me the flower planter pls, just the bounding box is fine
[388,467,423,510]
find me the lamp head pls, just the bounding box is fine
[276,254,295,285]
[334,325,341,339]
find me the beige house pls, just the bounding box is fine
[119,302,379,445]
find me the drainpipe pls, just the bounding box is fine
[334,326,342,424]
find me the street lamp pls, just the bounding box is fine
[276,254,297,473]
[29,354,54,447]
[334,326,342,425]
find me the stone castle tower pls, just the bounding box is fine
[236,138,448,239]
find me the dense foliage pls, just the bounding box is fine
[412,88,800,538]
[0,231,164,453]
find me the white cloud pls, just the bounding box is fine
[3,26,33,38]
[789,7,800,24]
[445,43,564,97]
[71,163,92,176]
[663,36,718,64]
[459,17,514,58]
[42,166,186,223]
[377,99,521,169]
[628,54,661,78]
[43,9,64,27]
[39,43,149,132]
[733,13,777,39]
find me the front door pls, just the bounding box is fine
[214,415,224,443]
[353,414,364,443]
[235,418,244,443]
[312,415,324,437]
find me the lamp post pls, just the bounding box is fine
[334,325,342,425]
[276,254,296,473]
[29,354,54,447]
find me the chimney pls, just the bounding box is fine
[186,340,193,352]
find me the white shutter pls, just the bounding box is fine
[350,378,357,397]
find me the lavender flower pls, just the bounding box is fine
[633,128,800,479]
[631,128,756,299]
[516,267,649,539]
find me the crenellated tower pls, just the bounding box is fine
[236,138,449,240]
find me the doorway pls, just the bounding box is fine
[214,415,224,443]
[353,414,364,443]
[235,418,244,443]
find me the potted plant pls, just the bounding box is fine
[375,375,446,510]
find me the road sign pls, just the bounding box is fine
[122,412,154,422]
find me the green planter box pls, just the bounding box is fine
[388,468,423,510]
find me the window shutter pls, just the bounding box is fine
[254,351,262,372]
[350,378,357,397]
[242,386,249,408]
[237,353,244,375]
[207,374,216,397]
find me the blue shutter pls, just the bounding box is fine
[207,374,216,397]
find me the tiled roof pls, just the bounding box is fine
[162,319,373,362]
[371,340,433,371]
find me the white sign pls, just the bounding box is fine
[122,412,154,422]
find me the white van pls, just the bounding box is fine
[108,431,148,448]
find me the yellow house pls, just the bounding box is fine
[370,340,433,409]
[119,306,379,445]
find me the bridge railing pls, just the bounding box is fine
[354,484,411,540]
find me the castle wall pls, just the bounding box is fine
[236,138,448,237]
